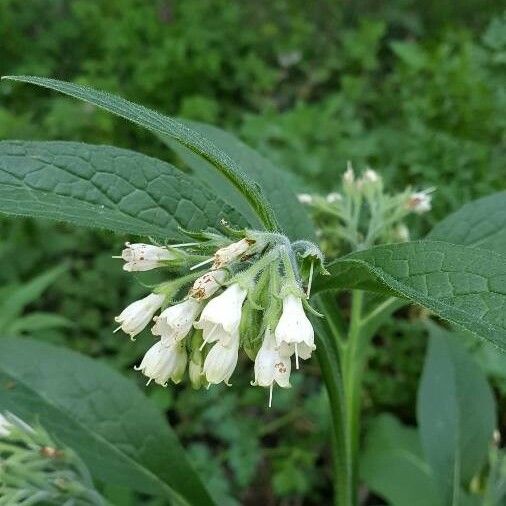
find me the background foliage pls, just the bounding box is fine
[1,1,504,504]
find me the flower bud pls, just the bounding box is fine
[213,238,252,269]
[362,168,380,185]
[135,341,187,386]
[393,223,410,242]
[152,298,202,345]
[297,193,313,204]
[121,243,178,272]
[343,162,355,186]
[326,192,342,203]
[115,293,165,338]
[275,294,315,368]
[189,270,226,300]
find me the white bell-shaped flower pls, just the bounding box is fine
[189,270,226,300]
[152,298,202,345]
[203,333,240,386]
[194,284,247,347]
[213,238,251,269]
[253,328,291,407]
[121,242,177,271]
[275,294,315,369]
[115,293,165,338]
[135,341,187,386]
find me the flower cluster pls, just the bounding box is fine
[114,230,324,406]
[298,163,434,255]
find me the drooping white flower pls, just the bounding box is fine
[152,298,202,345]
[297,193,313,204]
[194,284,247,347]
[189,270,226,300]
[114,293,165,338]
[275,294,315,368]
[120,243,177,272]
[326,192,342,204]
[0,413,12,437]
[203,334,240,386]
[213,238,252,269]
[134,340,187,386]
[407,190,432,214]
[253,328,291,407]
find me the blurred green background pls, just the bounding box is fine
[0,1,505,504]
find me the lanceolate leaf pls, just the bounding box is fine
[427,191,506,255]
[2,75,280,232]
[314,241,506,350]
[0,337,216,506]
[0,141,248,237]
[417,324,496,504]
[166,120,315,240]
[360,414,442,506]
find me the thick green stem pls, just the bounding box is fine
[342,290,365,500]
[313,294,353,506]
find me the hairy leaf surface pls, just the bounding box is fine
[0,141,247,237]
[428,191,506,254]
[314,241,506,349]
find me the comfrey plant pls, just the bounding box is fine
[114,229,323,404]
[0,76,504,506]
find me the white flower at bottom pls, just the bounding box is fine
[121,242,177,271]
[152,298,202,345]
[253,328,291,407]
[194,284,247,346]
[135,341,187,386]
[275,294,315,368]
[115,293,165,338]
[407,191,432,214]
[203,333,240,386]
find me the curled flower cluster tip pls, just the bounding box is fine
[114,229,324,406]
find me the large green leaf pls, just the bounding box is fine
[2,75,281,232]
[0,140,248,237]
[0,337,216,506]
[314,241,506,350]
[427,192,506,254]
[417,323,496,504]
[166,120,315,240]
[360,414,442,506]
